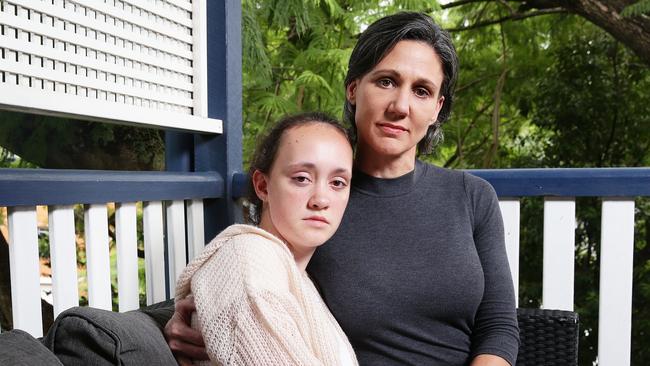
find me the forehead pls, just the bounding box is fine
[278,123,348,150]
[370,40,443,83]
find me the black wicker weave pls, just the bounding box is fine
[516,308,579,366]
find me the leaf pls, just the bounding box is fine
[251,92,294,116]
[294,70,333,93]
[621,0,650,16]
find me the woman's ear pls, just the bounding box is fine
[346,80,358,105]
[252,170,269,202]
[430,96,445,126]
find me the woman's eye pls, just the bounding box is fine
[377,78,394,88]
[414,87,431,98]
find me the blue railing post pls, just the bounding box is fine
[165,132,193,173]
[197,0,243,241]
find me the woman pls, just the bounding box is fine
[166,12,519,366]
[174,113,358,365]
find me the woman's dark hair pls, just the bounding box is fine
[343,12,459,155]
[246,112,351,225]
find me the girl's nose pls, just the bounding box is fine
[308,188,330,210]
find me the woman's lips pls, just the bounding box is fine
[377,123,407,136]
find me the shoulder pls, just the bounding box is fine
[462,171,498,200]
[418,161,469,188]
[417,161,495,199]
[225,227,296,294]
[194,225,293,286]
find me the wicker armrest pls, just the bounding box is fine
[516,308,579,366]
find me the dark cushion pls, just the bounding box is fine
[42,304,176,366]
[0,328,63,365]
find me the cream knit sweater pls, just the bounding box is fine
[175,224,358,366]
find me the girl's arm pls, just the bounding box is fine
[190,235,326,365]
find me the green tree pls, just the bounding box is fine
[526,21,650,364]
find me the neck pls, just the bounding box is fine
[355,148,417,178]
[291,249,315,272]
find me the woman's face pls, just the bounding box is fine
[347,40,445,161]
[254,123,353,258]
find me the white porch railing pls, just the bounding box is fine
[0,169,221,337]
[472,167,649,366]
[1,168,648,366]
[499,197,635,365]
[4,199,206,336]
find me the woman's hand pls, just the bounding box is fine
[163,297,210,365]
[471,354,511,366]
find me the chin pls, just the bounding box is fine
[304,235,333,248]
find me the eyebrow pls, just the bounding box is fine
[287,162,351,175]
[368,69,439,90]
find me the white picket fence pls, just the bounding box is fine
[500,197,636,365]
[3,199,205,337]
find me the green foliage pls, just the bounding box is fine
[622,0,650,16]
[242,0,445,167]
[0,146,38,168]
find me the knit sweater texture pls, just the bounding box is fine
[175,224,358,366]
[308,161,520,366]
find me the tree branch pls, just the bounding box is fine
[447,8,568,32]
[441,0,495,10]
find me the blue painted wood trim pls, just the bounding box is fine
[468,168,650,197]
[165,132,194,172]
[0,169,223,206]
[230,168,650,198]
[200,0,244,240]
[232,172,248,199]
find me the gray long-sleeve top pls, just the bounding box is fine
[308,161,519,365]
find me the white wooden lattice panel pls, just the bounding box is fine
[0,0,220,133]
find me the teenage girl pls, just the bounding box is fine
[174,113,358,366]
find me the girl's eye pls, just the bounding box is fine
[292,176,310,184]
[414,87,431,98]
[377,78,394,88]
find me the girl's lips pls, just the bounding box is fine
[304,216,329,225]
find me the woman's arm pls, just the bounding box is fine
[465,174,520,364]
[163,297,209,366]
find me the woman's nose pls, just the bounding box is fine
[387,88,410,119]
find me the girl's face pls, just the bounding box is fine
[347,40,445,162]
[253,123,353,262]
